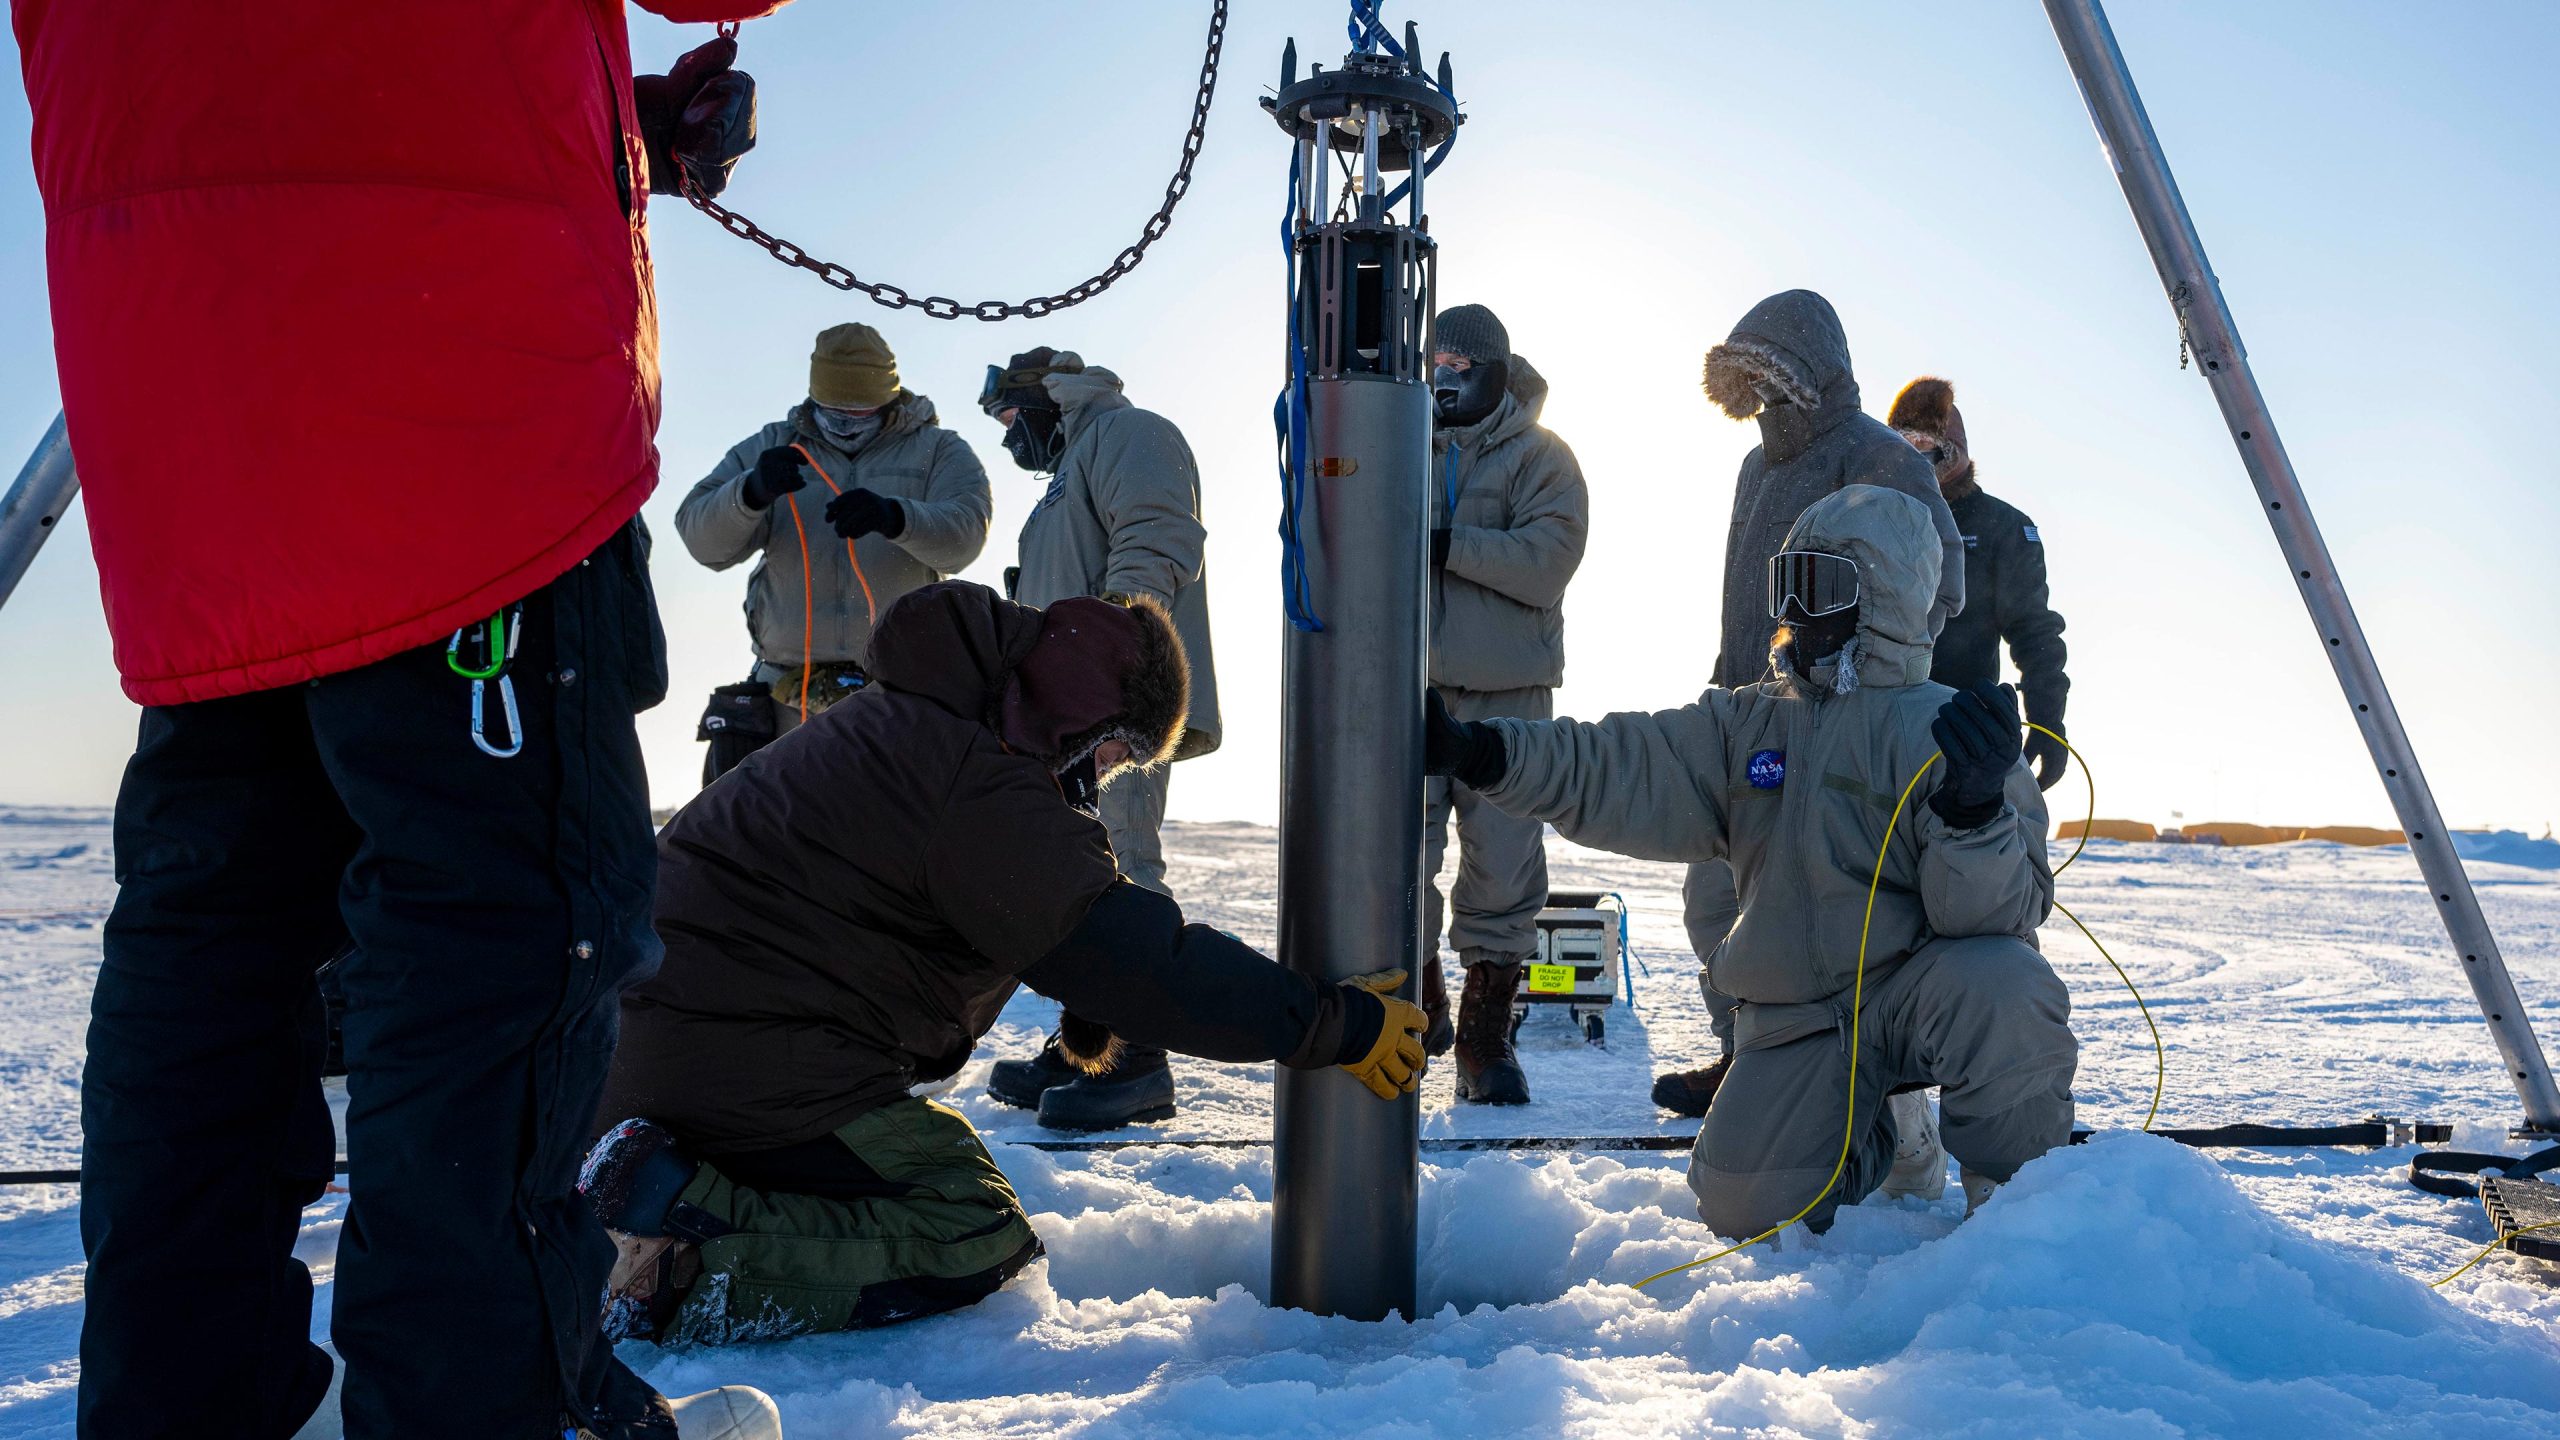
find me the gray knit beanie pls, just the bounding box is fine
[1432,304,1509,364]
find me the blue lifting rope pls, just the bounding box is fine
[1272,2,1460,633]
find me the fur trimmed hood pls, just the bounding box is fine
[1702,290,1859,422]
[1004,593,1189,779]
[864,581,1189,776]
[1095,592,1190,774]
[1888,375,1974,489]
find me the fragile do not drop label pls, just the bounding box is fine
[1527,963,1578,995]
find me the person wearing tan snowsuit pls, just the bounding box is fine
[1425,485,2075,1236]
[677,323,992,761]
[975,348,1225,1130]
[1421,305,1589,1106]
[1656,289,1969,1118]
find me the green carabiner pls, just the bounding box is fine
[445,611,509,681]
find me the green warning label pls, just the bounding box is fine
[1527,963,1576,995]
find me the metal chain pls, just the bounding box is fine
[680,0,1227,321]
[2172,280,2194,369]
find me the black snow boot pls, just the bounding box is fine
[1422,953,1454,1058]
[580,1119,727,1242]
[1453,961,1531,1105]
[1035,1043,1177,1130]
[579,1119,733,1346]
[987,1031,1084,1110]
[1650,1056,1732,1118]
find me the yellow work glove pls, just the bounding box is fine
[1339,968,1429,1100]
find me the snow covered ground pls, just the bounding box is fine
[4,806,2559,1436]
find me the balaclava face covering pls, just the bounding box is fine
[1782,600,1860,670]
[1433,358,1510,429]
[813,403,885,448]
[1003,407,1066,473]
[1755,383,1821,463]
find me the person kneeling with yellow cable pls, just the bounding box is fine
[1425,484,2077,1240]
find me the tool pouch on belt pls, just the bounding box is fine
[698,680,779,784]
[768,661,869,720]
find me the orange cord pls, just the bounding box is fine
[790,444,877,620]
[782,493,815,723]
[776,443,880,725]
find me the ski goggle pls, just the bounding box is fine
[979,363,1055,416]
[1766,549,1860,620]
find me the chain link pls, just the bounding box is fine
[680,0,1227,320]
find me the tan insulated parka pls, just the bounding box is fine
[1012,365,1222,757]
[1431,385,1589,692]
[1481,484,2051,1015]
[677,391,992,667]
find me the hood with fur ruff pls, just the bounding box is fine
[863,582,1188,776]
[1702,290,1860,422]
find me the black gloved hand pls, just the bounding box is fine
[1424,689,1508,790]
[1929,680,2023,829]
[741,446,806,510]
[2024,721,2070,793]
[632,35,758,201]
[824,487,904,540]
[1430,527,1453,569]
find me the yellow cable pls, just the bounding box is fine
[2431,1218,2560,1288]
[1632,719,2162,1293]
[2054,898,2163,1133]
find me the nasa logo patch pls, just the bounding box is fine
[1747,749,1787,790]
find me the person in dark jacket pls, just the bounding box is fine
[1887,377,2071,790]
[582,581,1424,1345]
[1653,291,1969,1121]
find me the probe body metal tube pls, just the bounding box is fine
[0,413,78,614]
[1270,374,1429,1321]
[2044,0,2560,1131]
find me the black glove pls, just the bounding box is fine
[632,35,758,201]
[1424,689,1508,790]
[1430,527,1453,569]
[824,487,904,540]
[2023,719,2070,793]
[741,446,806,510]
[1929,680,2022,829]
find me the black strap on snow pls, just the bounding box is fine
[2411,1146,2560,1200]
[2070,1121,2448,1149]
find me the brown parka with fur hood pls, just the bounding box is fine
[598,582,1352,1154]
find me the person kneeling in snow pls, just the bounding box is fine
[1423,485,2077,1235]
[584,581,1425,1343]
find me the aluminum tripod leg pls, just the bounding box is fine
[0,413,78,614]
[2043,0,2560,1134]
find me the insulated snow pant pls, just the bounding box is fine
[1687,934,2076,1238]
[1425,685,1553,960]
[80,525,668,1440]
[1683,859,1743,1055]
[661,1098,1042,1343]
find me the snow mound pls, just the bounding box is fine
[628,1133,2560,1438]
[2452,830,2560,871]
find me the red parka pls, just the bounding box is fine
[14,0,783,705]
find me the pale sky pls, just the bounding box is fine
[4,1,2555,837]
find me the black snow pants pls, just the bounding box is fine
[79,523,671,1440]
